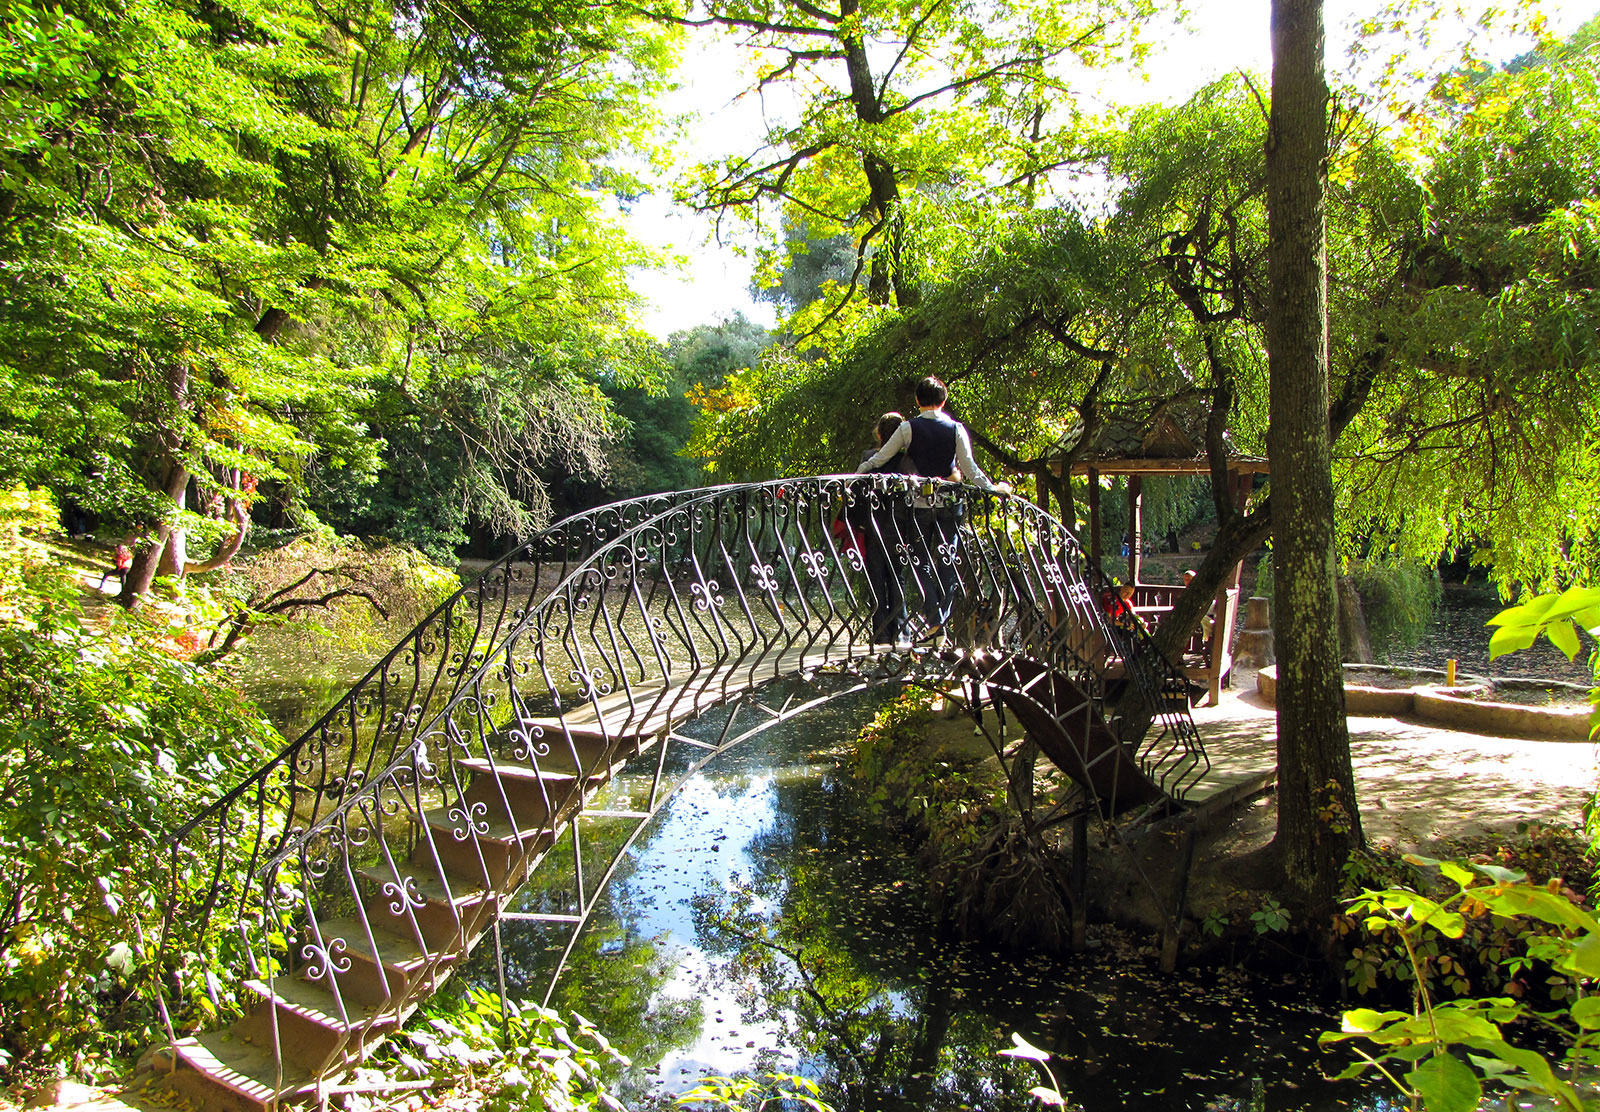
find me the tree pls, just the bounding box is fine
[1329,47,1600,594]
[654,0,1158,328]
[1266,0,1362,913]
[0,0,675,600]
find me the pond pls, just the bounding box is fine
[1385,582,1592,687]
[455,687,1397,1112]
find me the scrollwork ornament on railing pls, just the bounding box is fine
[691,579,725,611]
[302,937,353,983]
[447,800,490,840]
[749,561,779,594]
[571,666,611,701]
[345,805,376,848]
[799,549,829,582]
[383,875,427,916]
[510,721,548,763]
[304,848,335,884]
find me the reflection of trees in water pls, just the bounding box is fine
[453,911,703,1084]
[455,791,706,1076]
[688,766,1042,1112]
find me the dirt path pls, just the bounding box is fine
[1192,672,1594,851]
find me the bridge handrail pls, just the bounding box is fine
[162,486,733,849]
[152,476,1207,1058]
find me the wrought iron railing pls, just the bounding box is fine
[152,476,1207,1102]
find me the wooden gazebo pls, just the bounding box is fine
[1064,409,1269,705]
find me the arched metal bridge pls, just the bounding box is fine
[151,476,1211,1109]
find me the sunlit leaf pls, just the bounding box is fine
[1407,1053,1481,1112]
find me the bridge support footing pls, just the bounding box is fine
[1158,823,1197,973]
[1070,810,1089,952]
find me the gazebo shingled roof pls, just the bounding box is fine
[1062,405,1268,477]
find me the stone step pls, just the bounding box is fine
[416,806,555,887]
[303,915,436,1008]
[356,860,496,950]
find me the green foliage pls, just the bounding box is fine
[676,1072,833,1111]
[0,0,677,580]
[1322,857,1600,1112]
[1089,476,1215,556]
[672,0,1158,322]
[1334,49,1600,593]
[1349,558,1443,660]
[1485,589,1600,895]
[1325,593,1600,1109]
[698,40,1600,604]
[853,691,1001,842]
[851,690,1073,950]
[0,522,281,1081]
[560,316,771,506]
[1249,897,1290,935]
[367,987,630,1112]
[1333,836,1589,1004]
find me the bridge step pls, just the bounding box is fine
[458,759,582,831]
[167,1030,320,1112]
[357,861,496,949]
[419,807,557,887]
[236,976,396,1076]
[306,915,439,1008]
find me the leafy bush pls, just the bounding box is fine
[355,987,630,1112]
[1484,587,1600,893]
[852,691,1074,950]
[1349,558,1443,660]
[1324,858,1600,1112]
[0,492,283,1083]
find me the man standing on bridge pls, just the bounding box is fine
[856,376,1007,641]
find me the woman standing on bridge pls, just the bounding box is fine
[851,411,916,644]
[857,377,1008,642]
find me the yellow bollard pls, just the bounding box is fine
[1446,658,1457,686]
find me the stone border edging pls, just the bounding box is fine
[1255,664,1593,742]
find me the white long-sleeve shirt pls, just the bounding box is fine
[856,408,998,491]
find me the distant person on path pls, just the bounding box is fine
[98,543,131,591]
[857,376,1007,640]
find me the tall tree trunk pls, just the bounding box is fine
[120,462,188,607]
[120,359,192,608]
[156,478,188,576]
[1266,0,1363,915]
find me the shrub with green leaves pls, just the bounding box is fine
[1323,858,1600,1112]
[1350,558,1443,660]
[362,987,630,1112]
[852,691,1073,950]
[0,532,281,1081]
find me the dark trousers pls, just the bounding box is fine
[912,505,961,629]
[863,515,907,642]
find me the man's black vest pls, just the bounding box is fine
[907,413,958,479]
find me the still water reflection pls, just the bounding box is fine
[468,687,1398,1112]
